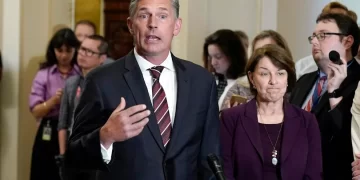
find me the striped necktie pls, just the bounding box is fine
[304,76,327,112]
[149,66,172,147]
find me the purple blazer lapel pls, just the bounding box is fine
[243,99,264,163]
[280,102,301,164]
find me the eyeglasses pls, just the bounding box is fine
[78,46,105,57]
[308,32,346,44]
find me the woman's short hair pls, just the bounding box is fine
[203,29,247,79]
[40,28,80,69]
[251,30,293,60]
[246,44,296,95]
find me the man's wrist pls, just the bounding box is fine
[100,126,114,149]
[328,88,341,98]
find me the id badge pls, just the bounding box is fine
[42,120,52,141]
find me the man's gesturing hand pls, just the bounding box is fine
[100,97,150,148]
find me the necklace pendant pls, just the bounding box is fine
[271,150,278,166]
[272,157,278,166]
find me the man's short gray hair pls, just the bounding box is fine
[129,0,179,18]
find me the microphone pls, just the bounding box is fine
[329,50,343,65]
[207,153,226,180]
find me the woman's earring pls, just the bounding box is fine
[253,85,256,89]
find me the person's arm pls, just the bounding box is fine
[327,84,357,132]
[58,83,71,155]
[220,109,236,180]
[198,79,220,180]
[221,83,239,110]
[65,75,110,171]
[29,71,58,120]
[304,114,322,180]
[0,51,3,82]
[66,74,149,170]
[351,82,360,158]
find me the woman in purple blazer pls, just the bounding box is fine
[220,44,322,180]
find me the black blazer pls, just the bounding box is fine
[66,51,220,180]
[290,60,360,180]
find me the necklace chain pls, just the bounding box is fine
[258,112,283,151]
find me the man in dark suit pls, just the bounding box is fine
[290,13,360,180]
[65,0,220,180]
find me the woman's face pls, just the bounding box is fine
[208,44,230,75]
[248,56,288,102]
[55,45,75,66]
[253,37,275,51]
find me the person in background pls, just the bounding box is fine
[0,51,2,82]
[29,28,80,180]
[57,35,108,180]
[290,13,360,179]
[220,44,322,180]
[203,29,247,108]
[221,30,293,110]
[295,1,352,79]
[234,30,249,53]
[74,20,114,64]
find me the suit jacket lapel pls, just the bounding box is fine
[123,51,165,153]
[280,102,301,163]
[243,99,264,162]
[164,55,190,156]
[291,71,318,107]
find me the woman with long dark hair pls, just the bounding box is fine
[29,28,80,180]
[203,29,247,108]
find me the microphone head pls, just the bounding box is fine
[329,50,340,62]
[207,153,217,164]
[207,153,222,170]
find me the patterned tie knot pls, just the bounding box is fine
[320,76,327,81]
[149,66,164,80]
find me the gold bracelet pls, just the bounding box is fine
[43,102,47,107]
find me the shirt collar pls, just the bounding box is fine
[50,64,81,75]
[134,48,175,72]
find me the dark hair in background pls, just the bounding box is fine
[40,28,80,69]
[75,20,97,34]
[87,34,109,55]
[203,29,247,79]
[234,30,249,42]
[316,13,360,57]
[246,44,296,95]
[348,10,358,22]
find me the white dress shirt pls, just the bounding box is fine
[295,55,317,80]
[101,49,177,163]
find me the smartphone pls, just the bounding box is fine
[230,95,247,105]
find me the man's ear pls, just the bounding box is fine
[99,55,107,64]
[344,35,354,52]
[173,18,182,36]
[127,17,133,35]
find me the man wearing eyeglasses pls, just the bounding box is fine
[56,34,108,180]
[289,13,360,180]
[295,2,352,80]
